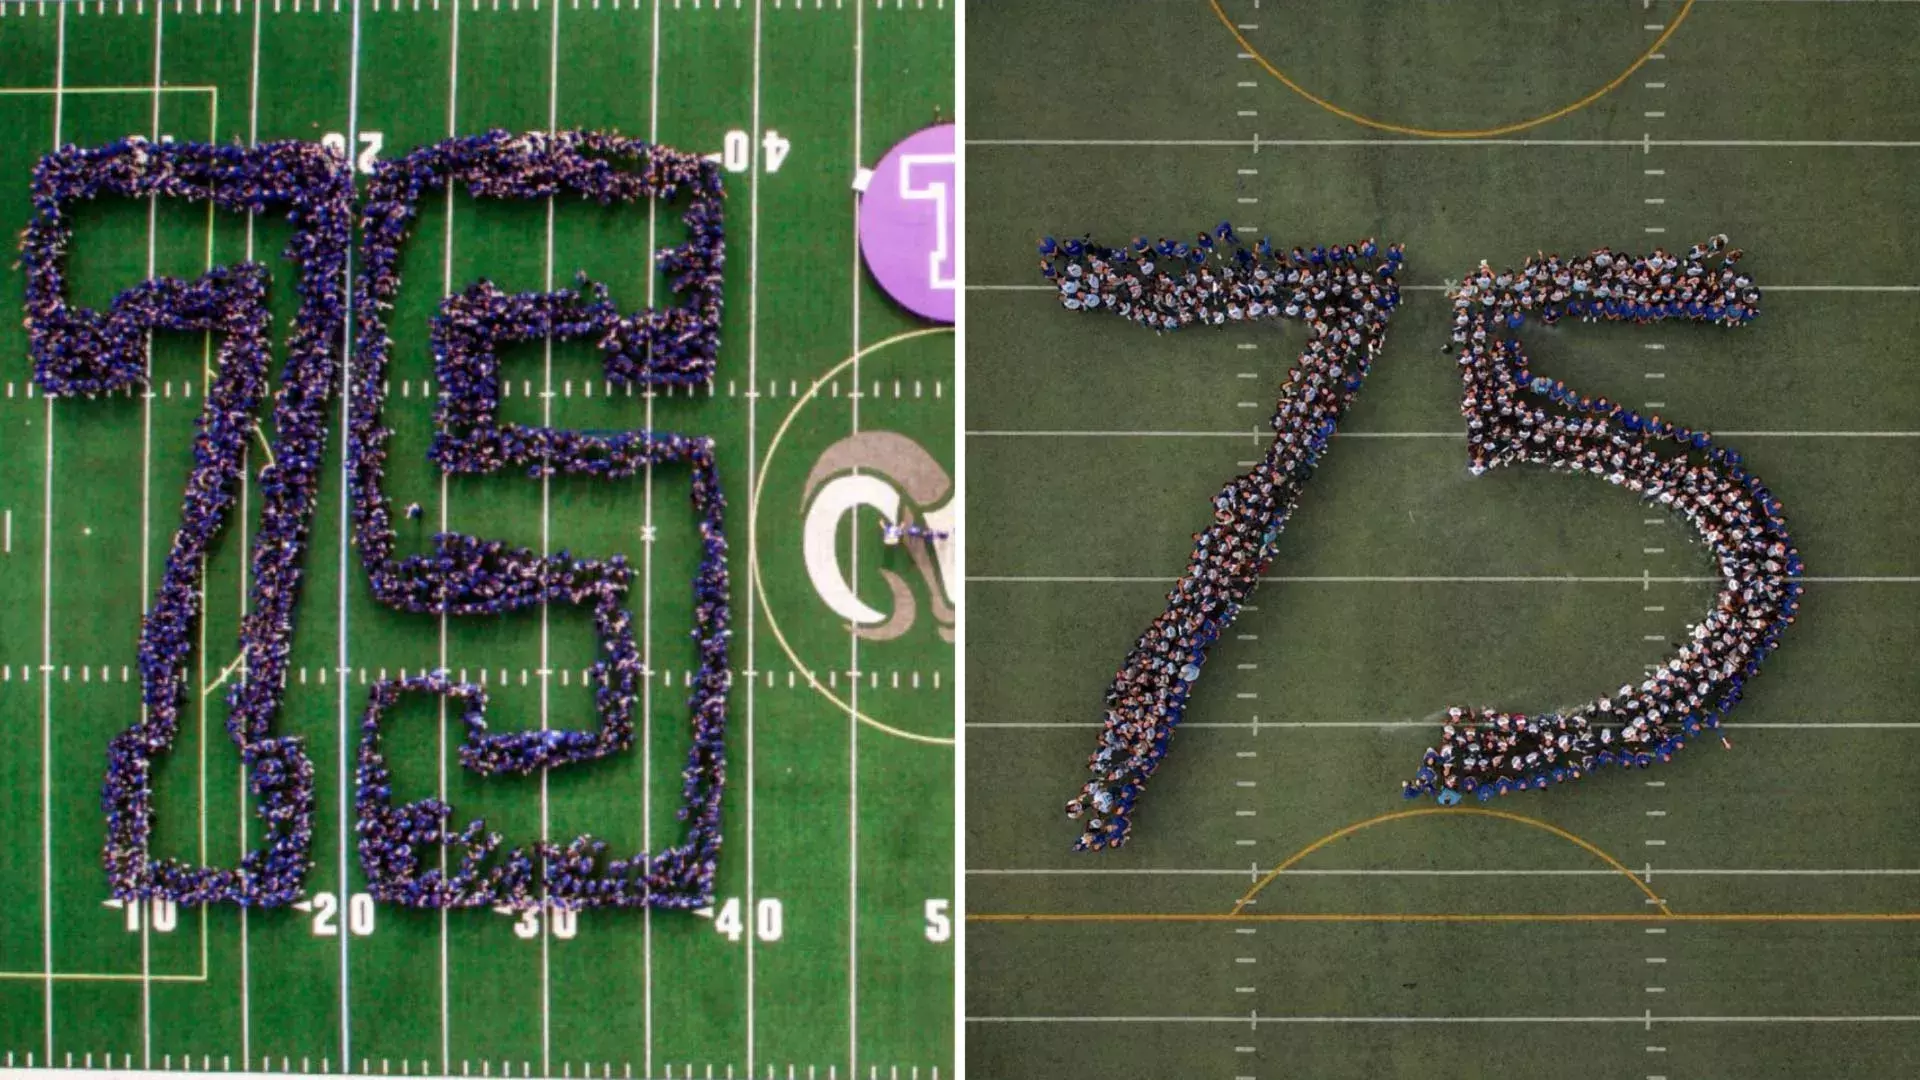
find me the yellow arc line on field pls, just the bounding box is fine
[749,324,957,748]
[1231,807,1670,915]
[1208,0,1696,139]
[970,812,1920,924]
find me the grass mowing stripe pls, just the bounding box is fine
[438,5,457,1074]
[745,0,760,1072]
[339,2,361,1071]
[642,2,661,1075]
[846,3,861,1072]
[41,12,66,1064]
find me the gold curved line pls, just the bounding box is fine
[1229,807,1672,917]
[750,325,957,748]
[1209,0,1697,140]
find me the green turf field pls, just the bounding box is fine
[0,1,953,1077]
[963,2,1920,1077]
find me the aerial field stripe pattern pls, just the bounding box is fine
[0,1,953,1077]
[964,2,1920,1078]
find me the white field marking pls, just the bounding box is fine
[194,11,220,979]
[0,969,206,983]
[0,83,218,103]
[964,429,1920,438]
[41,7,64,1066]
[967,860,1920,868]
[968,137,1920,149]
[141,2,165,1060]
[642,2,660,1062]
[969,283,1920,294]
[747,0,763,1071]
[439,0,459,1071]
[239,8,258,1062]
[1636,57,1669,975]
[967,720,1920,731]
[967,575,1917,584]
[541,2,558,1072]
[848,0,864,1071]
[339,0,363,1070]
[965,1015,1920,1025]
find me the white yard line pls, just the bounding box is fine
[968,575,1919,584]
[642,0,662,1072]
[339,0,364,1069]
[440,1,460,1072]
[965,430,1920,439]
[1636,52,1673,1050]
[1225,34,1266,1025]
[542,1,560,1073]
[847,1,864,1072]
[967,1014,1920,1025]
[239,0,260,1066]
[41,6,65,1067]
[967,138,1920,149]
[195,26,222,1011]
[142,3,165,1062]
[965,867,1920,877]
[0,84,217,99]
[968,720,1920,731]
[969,283,1920,293]
[746,0,763,1072]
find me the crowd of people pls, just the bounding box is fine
[1042,225,1403,850]
[1039,225,1404,333]
[347,130,731,910]
[30,129,733,911]
[881,521,950,545]
[1043,229,1797,844]
[355,671,711,911]
[1405,242,1799,802]
[25,136,355,906]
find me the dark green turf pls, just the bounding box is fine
[963,2,1920,1078]
[0,2,953,1077]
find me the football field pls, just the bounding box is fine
[964,2,1920,1078]
[0,1,954,1077]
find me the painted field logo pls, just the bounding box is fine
[750,323,954,746]
[801,431,955,644]
[859,123,955,324]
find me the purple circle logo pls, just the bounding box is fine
[859,123,955,324]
